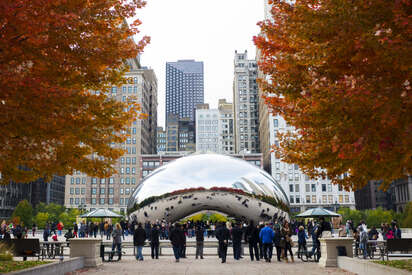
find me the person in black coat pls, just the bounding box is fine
[170,224,185,262]
[245,221,260,261]
[195,225,204,259]
[133,223,146,261]
[273,228,282,262]
[150,224,160,259]
[231,223,243,260]
[216,222,230,263]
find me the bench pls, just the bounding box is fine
[386,239,412,260]
[0,239,41,260]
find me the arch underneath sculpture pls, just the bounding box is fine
[128,190,289,224]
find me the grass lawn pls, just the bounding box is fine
[374,259,412,272]
[0,261,51,273]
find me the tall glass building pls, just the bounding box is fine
[166,60,204,123]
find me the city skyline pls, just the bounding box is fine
[136,0,263,127]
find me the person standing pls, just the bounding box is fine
[258,223,264,260]
[297,225,308,259]
[245,221,259,261]
[282,221,294,262]
[359,226,368,259]
[170,224,184,262]
[133,223,146,261]
[259,222,274,262]
[111,223,122,260]
[216,222,230,263]
[195,225,204,259]
[231,223,243,260]
[32,223,36,237]
[273,228,282,262]
[150,224,160,259]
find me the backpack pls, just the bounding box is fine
[360,231,368,242]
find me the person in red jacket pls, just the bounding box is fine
[57,222,64,236]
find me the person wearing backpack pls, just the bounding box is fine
[359,227,368,259]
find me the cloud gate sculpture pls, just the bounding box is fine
[128,154,290,223]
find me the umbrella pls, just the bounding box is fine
[80,208,123,218]
[296,207,341,218]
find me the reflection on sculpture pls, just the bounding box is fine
[128,154,290,223]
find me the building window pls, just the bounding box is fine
[306,195,310,203]
[120,198,124,205]
[120,188,124,195]
[71,178,74,184]
[345,195,349,203]
[322,195,327,203]
[295,195,300,204]
[76,178,80,184]
[132,167,136,174]
[312,195,316,203]
[120,178,124,184]
[305,184,310,193]
[109,188,114,195]
[295,184,300,193]
[70,188,74,195]
[131,178,136,185]
[322,184,326,192]
[81,188,85,195]
[75,198,79,205]
[339,195,343,203]
[328,195,333,203]
[311,184,316,192]
[82,178,86,184]
[125,178,130,185]
[100,178,105,184]
[109,198,113,205]
[328,184,332,192]
[91,178,97,184]
[100,188,105,194]
[100,198,105,205]
[289,184,294,192]
[109,178,114,184]
[338,185,343,191]
[92,198,96,205]
[70,198,73,205]
[91,188,97,195]
[290,196,294,204]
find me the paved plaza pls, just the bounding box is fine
[68,257,354,275]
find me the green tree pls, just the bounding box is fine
[402,202,412,227]
[12,200,33,227]
[34,212,49,229]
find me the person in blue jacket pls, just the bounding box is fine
[297,225,308,258]
[259,222,275,262]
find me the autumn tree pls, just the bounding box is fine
[255,0,411,190]
[0,0,150,184]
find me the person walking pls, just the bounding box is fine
[216,222,230,263]
[111,223,122,260]
[297,225,308,259]
[245,221,259,261]
[231,223,243,260]
[133,223,146,261]
[32,223,36,237]
[170,224,185,262]
[150,224,160,259]
[195,225,204,259]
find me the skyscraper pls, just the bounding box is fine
[64,56,158,214]
[233,50,260,153]
[166,60,204,123]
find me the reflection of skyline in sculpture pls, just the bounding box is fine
[128,153,289,222]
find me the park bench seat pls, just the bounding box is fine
[386,239,412,260]
[0,239,41,260]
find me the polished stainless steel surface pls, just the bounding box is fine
[128,153,290,222]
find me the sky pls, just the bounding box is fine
[134,0,264,127]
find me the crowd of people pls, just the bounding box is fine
[0,217,404,263]
[127,217,332,263]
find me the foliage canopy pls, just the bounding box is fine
[255,0,412,190]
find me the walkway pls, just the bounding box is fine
[69,257,354,275]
